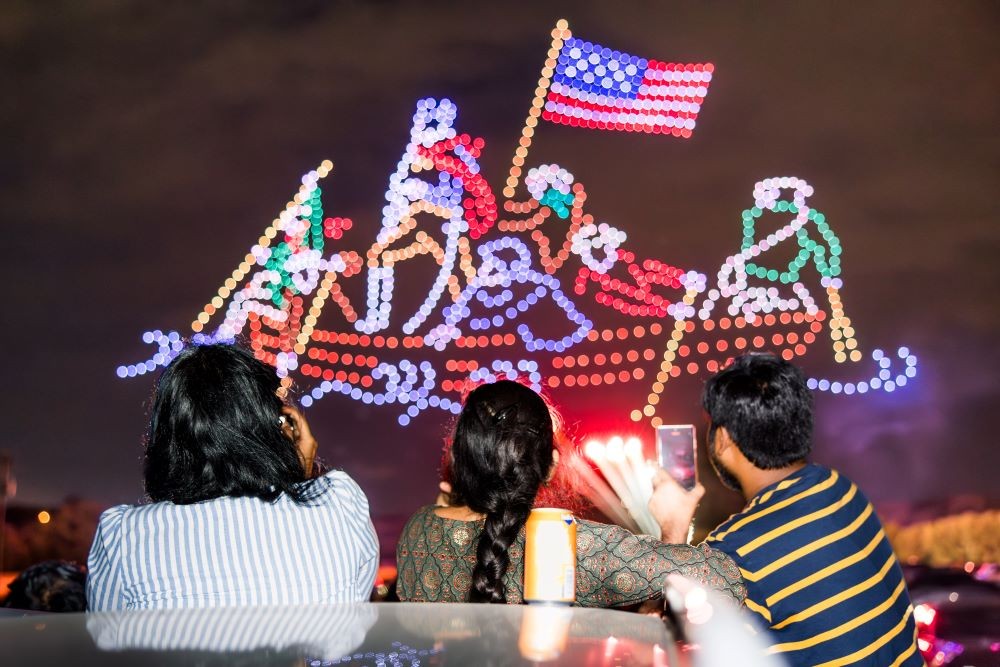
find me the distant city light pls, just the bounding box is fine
[37,510,51,524]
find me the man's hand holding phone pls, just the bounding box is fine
[648,469,705,544]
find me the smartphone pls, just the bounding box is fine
[655,425,698,491]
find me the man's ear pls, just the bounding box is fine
[714,426,735,456]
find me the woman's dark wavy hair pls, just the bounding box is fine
[702,352,813,469]
[448,380,554,603]
[144,343,316,505]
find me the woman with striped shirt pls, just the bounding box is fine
[87,343,379,610]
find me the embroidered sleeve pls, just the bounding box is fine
[574,520,747,608]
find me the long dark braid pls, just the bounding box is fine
[448,381,554,603]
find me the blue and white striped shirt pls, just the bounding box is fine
[87,471,379,611]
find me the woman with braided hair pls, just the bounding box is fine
[395,380,747,607]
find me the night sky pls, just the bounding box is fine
[2,1,998,528]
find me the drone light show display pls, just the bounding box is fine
[119,19,917,432]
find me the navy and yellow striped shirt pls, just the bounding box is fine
[706,464,921,666]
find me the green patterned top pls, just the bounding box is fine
[396,505,747,608]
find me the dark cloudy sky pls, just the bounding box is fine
[2,1,998,524]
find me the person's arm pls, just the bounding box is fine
[356,519,379,598]
[741,588,773,627]
[575,520,747,608]
[647,468,705,543]
[330,472,380,600]
[86,507,127,611]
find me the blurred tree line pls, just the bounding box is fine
[886,510,1000,568]
[2,498,101,571]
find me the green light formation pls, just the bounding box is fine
[540,187,574,220]
[741,202,842,284]
[264,186,326,307]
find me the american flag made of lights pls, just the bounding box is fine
[544,36,714,137]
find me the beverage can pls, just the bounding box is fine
[524,507,576,604]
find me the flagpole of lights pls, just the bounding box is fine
[502,19,570,200]
[188,159,335,337]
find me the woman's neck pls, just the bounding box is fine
[433,505,485,521]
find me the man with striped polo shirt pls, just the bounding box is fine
[653,353,920,665]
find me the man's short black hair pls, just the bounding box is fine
[2,560,87,612]
[702,353,813,469]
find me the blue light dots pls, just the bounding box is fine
[807,347,918,395]
[298,359,460,425]
[425,237,592,353]
[309,640,442,666]
[357,98,474,336]
[116,330,185,377]
[468,359,543,391]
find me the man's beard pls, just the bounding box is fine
[708,433,742,493]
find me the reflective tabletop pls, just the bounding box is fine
[0,602,678,666]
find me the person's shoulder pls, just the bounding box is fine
[96,502,149,539]
[576,517,651,545]
[795,463,856,500]
[705,501,768,555]
[319,468,360,487]
[576,517,616,535]
[706,502,753,538]
[315,470,370,504]
[814,464,858,489]
[410,504,438,519]
[401,505,443,530]
[398,506,440,550]
[746,463,838,508]
[706,464,847,548]
[98,503,137,525]
[802,462,838,483]
[807,464,879,520]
